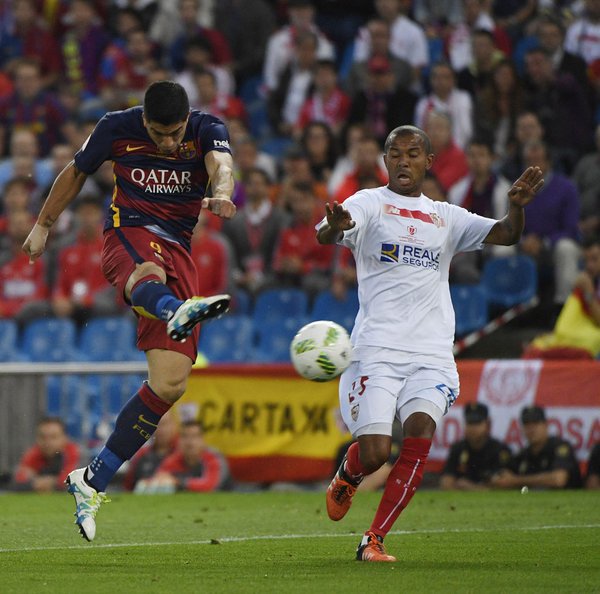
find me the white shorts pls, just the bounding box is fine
[338,360,459,438]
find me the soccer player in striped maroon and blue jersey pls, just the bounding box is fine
[22,81,236,541]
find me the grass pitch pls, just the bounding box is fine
[0,489,598,593]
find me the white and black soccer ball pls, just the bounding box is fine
[290,320,352,382]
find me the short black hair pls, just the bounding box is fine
[384,125,432,154]
[143,80,190,125]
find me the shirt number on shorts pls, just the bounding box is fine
[348,375,369,403]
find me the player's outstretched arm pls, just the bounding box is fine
[317,202,356,244]
[22,161,88,262]
[202,150,236,219]
[484,166,544,246]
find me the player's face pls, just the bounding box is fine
[143,117,189,154]
[384,133,433,197]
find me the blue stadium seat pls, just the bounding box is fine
[450,284,488,337]
[259,136,295,157]
[482,255,538,309]
[79,316,137,361]
[0,319,27,362]
[21,318,81,362]
[254,316,308,363]
[231,289,252,316]
[310,289,358,334]
[253,288,309,325]
[198,314,254,363]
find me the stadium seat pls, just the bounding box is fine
[79,315,138,361]
[0,319,27,362]
[21,318,81,362]
[482,255,538,309]
[198,314,254,363]
[310,289,358,334]
[254,316,308,363]
[259,136,294,157]
[231,289,252,316]
[253,288,309,326]
[450,284,488,337]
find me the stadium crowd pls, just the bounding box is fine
[0,0,599,346]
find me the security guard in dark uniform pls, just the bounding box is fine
[440,403,513,490]
[585,442,600,489]
[491,405,582,489]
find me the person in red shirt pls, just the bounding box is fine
[425,110,469,192]
[190,68,247,125]
[190,211,231,298]
[272,180,335,295]
[51,195,119,323]
[0,209,49,322]
[147,420,230,493]
[10,417,81,492]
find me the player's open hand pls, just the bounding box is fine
[508,166,544,207]
[326,201,355,232]
[22,223,49,263]
[201,197,236,219]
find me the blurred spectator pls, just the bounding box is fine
[295,59,350,138]
[0,58,66,157]
[60,0,111,97]
[277,144,329,206]
[51,195,119,323]
[347,55,417,145]
[233,135,277,184]
[421,171,447,202]
[535,14,595,111]
[272,180,335,295]
[412,0,464,31]
[0,129,53,195]
[0,209,50,322]
[298,121,339,184]
[0,176,34,241]
[213,0,276,87]
[457,28,506,100]
[474,59,526,161]
[144,420,231,493]
[330,246,357,301]
[168,0,232,72]
[98,27,160,110]
[175,38,235,103]
[425,110,469,193]
[221,168,288,295]
[344,18,412,99]
[124,410,179,492]
[267,29,319,137]
[440,403,512,490]
[491,405,582,489]
[519,140,581,308]
[523,235,600,359]
[0,0,62,89]
[499,110,545,182]
[415,61,474,150]
[565,0,600,67]
[109,0,158,33]
[332,136,388,203]
[572,124,600,241]
[262,0,334,94]
[190,68,247,124]
[353,0,429,92]
[491,0,537,41]
[10,417,80,492]
[522,46,593,174]
[447,0,511,73]
[190,211,231,297]
[328,123,370,196]
[586,442,600,489]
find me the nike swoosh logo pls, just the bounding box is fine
[138,414,159,428]
[126,145,144,152]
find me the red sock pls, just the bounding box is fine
[369,437,431,539]
[344,441,369,483]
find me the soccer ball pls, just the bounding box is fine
[290,320,352,382]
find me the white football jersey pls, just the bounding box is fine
[327,186,497,367]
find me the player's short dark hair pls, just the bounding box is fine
[384,125,432,155]
[143,80,190,125]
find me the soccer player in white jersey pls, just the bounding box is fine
[317,125,543,562]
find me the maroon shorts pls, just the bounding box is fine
[101,227,200,361]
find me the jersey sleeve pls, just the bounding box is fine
[337,191,373,250]
[73,113,115,175]
[446,203,497,254]
[199,118,232,157]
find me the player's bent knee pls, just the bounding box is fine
[148,376,188,404]
[125,261,167,299]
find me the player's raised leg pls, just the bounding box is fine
[66,349,192,541]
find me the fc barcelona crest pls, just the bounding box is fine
[178,141,196,159]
